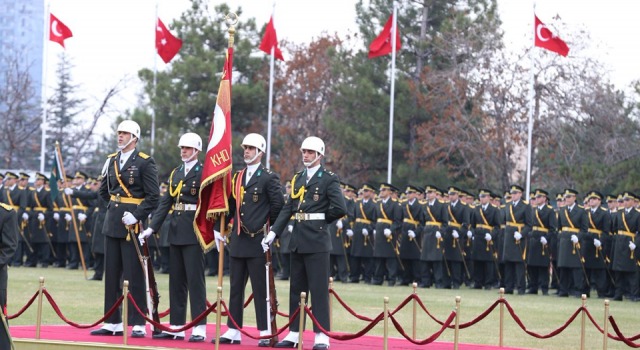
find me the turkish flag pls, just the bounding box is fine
[368,14,401,59]
[156,18,183,63]
[194,48,234,253]
[259,16,284,61]
[534,15,569,57]
[49,14,73,49]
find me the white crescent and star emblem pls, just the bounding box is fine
[51,20,63,37]
[536,23,557,42]
[207,103,226,152]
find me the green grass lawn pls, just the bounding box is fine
[7,266,640,350]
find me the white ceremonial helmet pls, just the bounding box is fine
[116,120,141,139]
[178,132,203,152]
[300,136,325,156]
[241,133,267,153]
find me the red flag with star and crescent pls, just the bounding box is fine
[49,13,73,48]
[534,15,569,57]
[156,18,183,63]
[193,48,234,252]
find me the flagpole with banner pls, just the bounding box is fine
[525,2,535,202]
[39,3,51,173]
[266,3,276,169]
[387,1,398,183]
[151,2,158,156]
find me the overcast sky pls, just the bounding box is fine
[46,0,640,136]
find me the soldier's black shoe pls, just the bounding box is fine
[276,275,289,281]
[612,295,623,301]
[153,333,184,340]
[66,264,78,270]
[348,279,359,284]
[313,344,330,350]
[258,339,271,347]
[275,340,297,348]
[88,275,103,281]
[131,330,146,338]
[188,335,205,342]
[526,289,538,295]
[90,328,123,336]
[387,282,395,287]
[556,292,569,297]
[216,337,240,344]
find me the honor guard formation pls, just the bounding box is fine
[3,121,640,349]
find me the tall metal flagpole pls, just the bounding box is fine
[40,3,51,173]
[387,1,398,184]
[151,2,158,156]
[265,2,276,169]
[525,2,536,202]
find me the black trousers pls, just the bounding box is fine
[55,242,67,266]
[93,253,105,277]
[420,261,438,287]
[68,242,90,268]
[473,260,494,288]
[442,261,463,288]
[559,267,587,295]
[330,254,349,282]
[160,247,171,272]
[504,261,526,293]
[349,256,373,282]
[527,265,549,293]
[613,270,639,299]
[11,241,24,265]
[401,259,420,285]
[26,242,51,266]
[288,251,330,332]
[170,244,206,326]
[104,235,147,326]
[279,253,291,278]
[227,256,267,330]
[373,257,397,284]
[0,289,9,349]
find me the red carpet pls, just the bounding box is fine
[11,324,536,350]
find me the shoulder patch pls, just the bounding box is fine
[107,152,118,158]
[138,152,150,159]
[547,205,553,209]
[438,199,445,204]
[391,198,398,202]
[491,204,498,208]
[578,204,584,209]
[500,204,506,208]
[355,198,362,202]
[523,200,529,205]
[600,207,607,211]
[469,204,476,209]
[419,200,427,205]
[28,186,35,190]
[0,203,12,211]
[18,186,24,190]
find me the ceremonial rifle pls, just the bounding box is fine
[128,223,161,335]
[264,223,279,347]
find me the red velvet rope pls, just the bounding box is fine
[127,294,217,332]
[158,294,255,319]
[329,289,375,322]
[584,308,640,342]
[390,311,457,345]
[503,300,583,339]
[43,289,124,328]
[220,300,298,339]
[609,316,640,348]
[7,290,39,320]
[304,305,385,341]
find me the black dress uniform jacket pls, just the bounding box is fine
[27,188,53,244]
[0,204,19,288]
[399,199,424,260]
[527,204,557,267]
[421,199,449,261]
[444,201,470,262]
[584,207,611,269]
[349,198,377,257]
[502,200,533,263]
[373,198,402,258]
[471,204,501,262]
[611,208,639,272]
[557,205,589,269]
[330,196,354,256]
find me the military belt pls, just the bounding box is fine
[507,222,524,229]
[588,228,602,234]
[476,224,493,230]
[25,207,32,211]
[94,208,99,212]
[294,213,325,222]
[72,205,88,210]
[532,226,549,232]
[618,230,635,238]
[59,208,72,212]
[425,221,442,227]
[403,218,420,225]
[110,194,144,205]
[448,222,462,228]
[377,218,393,224]
[355,218,372,224]
[562,227,580,233]
[500,225,506,229]
[9,205,19,211]
[173,203,197,211]
[241,225,265,237]
[32,207,47,212]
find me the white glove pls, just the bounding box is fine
[383,228,391,237]
[540,236,548,245]
[629,241,636,251]
[570,234,579,244]
[78,213,87,221]
[122,211,137,226]
[213,230,225,252]
[435,231,442,239]
[37,213,45,222]
[22,213,29,221]
[261,231,276,252]
[593,239,601,248]
[485,233,492,242]
[362,228,369,236]
[64,188,74,195]
[139,228,153,246]
[336,220,343,229]
[148,213,153,218]
[53,213,60,221]
[467,230,473,238]
[408,230,416,239]
[514,232,522,241]
[373,230,377,235]
[452,230,459,239]
[287,225,293,233]
[346,229,354,237]
[64,213,72,222]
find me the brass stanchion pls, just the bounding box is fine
[383,297,389,350]
[215,286,223,350]
[36,277,44,339]
[412,283,417,340]
[454,296,461,350]
[123,280,129,346]
[499,288,504,347]
[298,292,306,350]
[603,300,610,350]
[580,294,586,350]
[329,277,333,330]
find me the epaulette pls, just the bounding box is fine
[18,186,24,190]
[138,152,150,159]
[0,203,12,211]
[460,201,468,206]
[523,200,529,205]
[107,152,118,158]
[323,168,335,176]
[28,186,35,190]
[264,168,273,174]
[600,207,607,211]
[547,205,553,210]
[578,204,584,209]
[373,199,380,203]
[355,198,362,202]
[438,199,445,204]
[391,198,398,202]
[419,200,427,205]
[468,204,476,209]
[500,204,506,208]
[491,204,498,208]
[84,185,91,189]
[45,188,50,192]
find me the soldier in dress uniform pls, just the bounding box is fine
[64,171,94,270]
[2,172,27,267]
[91,120,159,338]
[502,185,533,295]
[25,173,53,268]
[556,189,589,298]
[212,133,284,345]
[420,185,449,288]
[157,182,172,274]
[550,193,565,291]
[470,189,501,290]
[583,191,612,298]
[265,136,346,350]
[53,176,72,268]
[329,183,355,283]
[276,181,293,281]
[88,176,107,281]
[398,185,424,286]
[461,189,475,287]
[372,183,402,286]
[0,201,19,349]
[348,183,377,284]
[610,191,639,301]
[0,173,4,202]
[526,189,557,295]
[442,186,471,289]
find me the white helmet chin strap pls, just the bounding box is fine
[244,151,262,164]
[118,135,136,150]
[181,151,199,163]
[303,152,321,168]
